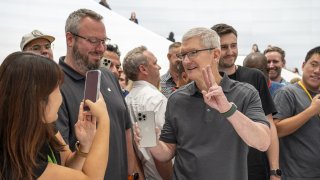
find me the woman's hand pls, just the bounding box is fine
[75,102,97,153]
[84,92,109,123]
[75,93,109,152]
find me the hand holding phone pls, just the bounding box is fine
[83,70,101,111]
[136,111,157,147]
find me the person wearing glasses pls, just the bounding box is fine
[20,29,55,59]
[211,23,280,180]
[56,8,139,180]
[140,27,271,179]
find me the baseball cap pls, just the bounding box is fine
[20,30,55,50]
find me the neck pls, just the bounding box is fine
[301,80,320,93]
[219,64,237,75]
[271,75,283,83]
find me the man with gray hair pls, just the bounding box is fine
[143,27,271,179]
[124,46,173,180]
[56,8,138,180]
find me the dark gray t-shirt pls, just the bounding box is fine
[160,74,269,180]
[273,83,320,179]
[56,57,132,180]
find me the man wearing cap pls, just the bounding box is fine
[20,29,55,59]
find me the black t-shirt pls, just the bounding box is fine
[34,142,61,179]
[228,66,277,180]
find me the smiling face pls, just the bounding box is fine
[265,51,285,82]
[219,33,238,70]
[181,37,216,83]
[70,17,106,74]
[302,53,320,92]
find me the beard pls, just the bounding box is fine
[72,44,100,73]
[268,67,282,81]
[219,57,235,68]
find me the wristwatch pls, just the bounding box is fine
[270,169,282,176]
[221,102,237,118]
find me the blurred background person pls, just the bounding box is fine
[99,0,111,10]
[20,29,55,60]
[102,44,122,78]
[129,12,138,24]
[173,60,190,89]
[243,52,284,96]
[167,31,175,42]
[264,46,289,85]
[160,42,181,98]
[251,43,260,53]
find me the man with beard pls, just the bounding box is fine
[273,46,320,179]
[211,23,280,180]
[56,8,139,180]
[264,46,289,85]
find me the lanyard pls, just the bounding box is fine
[298,81,313,101]
[48,145,57,164]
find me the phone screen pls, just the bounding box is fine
[84,70,101,111]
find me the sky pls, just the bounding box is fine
[107,0,320,72]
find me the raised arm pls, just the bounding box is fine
[274,93,320,137]
[201,65,270,151]
[39,96,110,180]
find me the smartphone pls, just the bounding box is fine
[136,111,157,147]
[83,70,101,111]
[100,57,112,69]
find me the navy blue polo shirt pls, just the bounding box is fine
[57,56,131,180]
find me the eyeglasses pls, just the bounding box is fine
[176,48,216,60]
[28,43,53,51]
[70,32,111,46]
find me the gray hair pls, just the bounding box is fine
[65,8,103,33]
[182,27,220,49]
[123,46,149,81]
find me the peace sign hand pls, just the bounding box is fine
[201,65,232,113]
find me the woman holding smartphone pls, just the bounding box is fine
[0,52,110,180]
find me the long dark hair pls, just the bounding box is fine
[0,52,64,179]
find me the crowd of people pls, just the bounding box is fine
[0,7,320,180]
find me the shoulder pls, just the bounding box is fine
[160,71,170,82]
[226,76,258,93]
[238,66,265,77]
[273,83,299,98]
